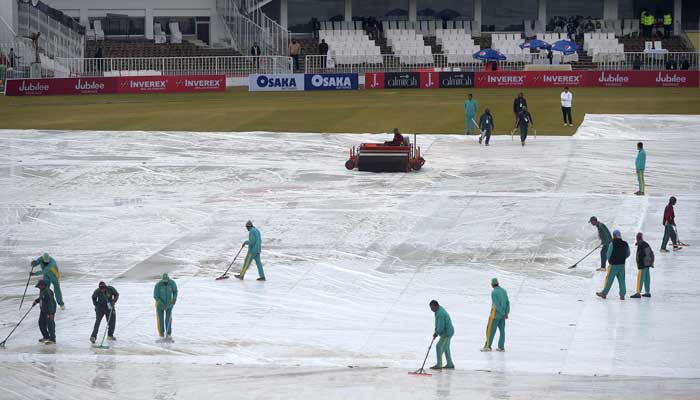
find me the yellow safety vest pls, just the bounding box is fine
[645,15,654,26]
[664,14,672,25]
[640,12,646,24]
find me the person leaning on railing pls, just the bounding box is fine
[289,39,301,71]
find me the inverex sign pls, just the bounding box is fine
[531,72,586,87]
[305,73,358,90]
[5,75,225,96]
[248,74,304,91]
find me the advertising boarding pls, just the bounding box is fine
[438,72,475,88]
[248,74,305,91]
[305,73,358,90]
[5,75,226,96]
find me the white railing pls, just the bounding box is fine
[598,52,699,70]
[217,0,288,57]
[242,0,274,14]
[0,14,16,44]
[50,55,292,78]
[17,2,84,60]
[304,54,553,73]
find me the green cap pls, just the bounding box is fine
[491,278,499,286]
[162,273,169,281]
[42,252,50,262]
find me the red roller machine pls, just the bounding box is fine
[345,134,425,172]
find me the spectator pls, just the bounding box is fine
[311,18,320,39]
[8,47,16,69]
[547,48,554,65]
[318,39,329,69]
[663,12,672,37]
[633,56,641,70]
[681,59,690,70]
[665,58,677,70]
[251,42,261,69]
[560,86,573,127]
[289,39,301,71]
[94,47,103,59]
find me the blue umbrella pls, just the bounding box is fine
[551,40,578,55]
[519,39,550,50]
[437,9,460,20]
[473,48,507,61]
[385,8,408,17]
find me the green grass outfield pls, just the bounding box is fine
[1,87,699,134]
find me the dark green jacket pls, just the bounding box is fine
[36,287,57,314]
[597,223,612,246]
[92,286,119,310]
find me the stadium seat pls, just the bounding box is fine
[94,20,104,41]
[154,23,166,44]
[169,22,182,44]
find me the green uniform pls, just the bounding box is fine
[240,226,265,279]
[464,99,478,135]
[153,277,178,337]
[434,306,454,368]
[602,239,630,297]
[596,223,612,269]
[31,255,63,307]
[635,148,646,193]
[485,286,510,350]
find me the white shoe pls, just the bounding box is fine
[564,123,567,127]
[496,348,505,352]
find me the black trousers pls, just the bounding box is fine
[321,55,327,69]
[600,243,609,269]
[483,129,492,145]
[39,311,56,341]
[91,308,116,338]
[519,125,528,142]
[562,107,572,124]
[292,55,299,71]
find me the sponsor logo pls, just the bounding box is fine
[75,79,105,91]
[439,72,474,88]
[423,72,436,88]
[256,75,298,88]
[656,72,687,84]
[368,73,382,88]
[486,75,524,84]
[129,80,167,89]
[183,79,222,88]
[598,72,630,84]
[310,74,352,88]
[19,81,50,92]
[386,73,418,88]
[539,74,582,84]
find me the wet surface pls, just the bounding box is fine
[0,115,699,398]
